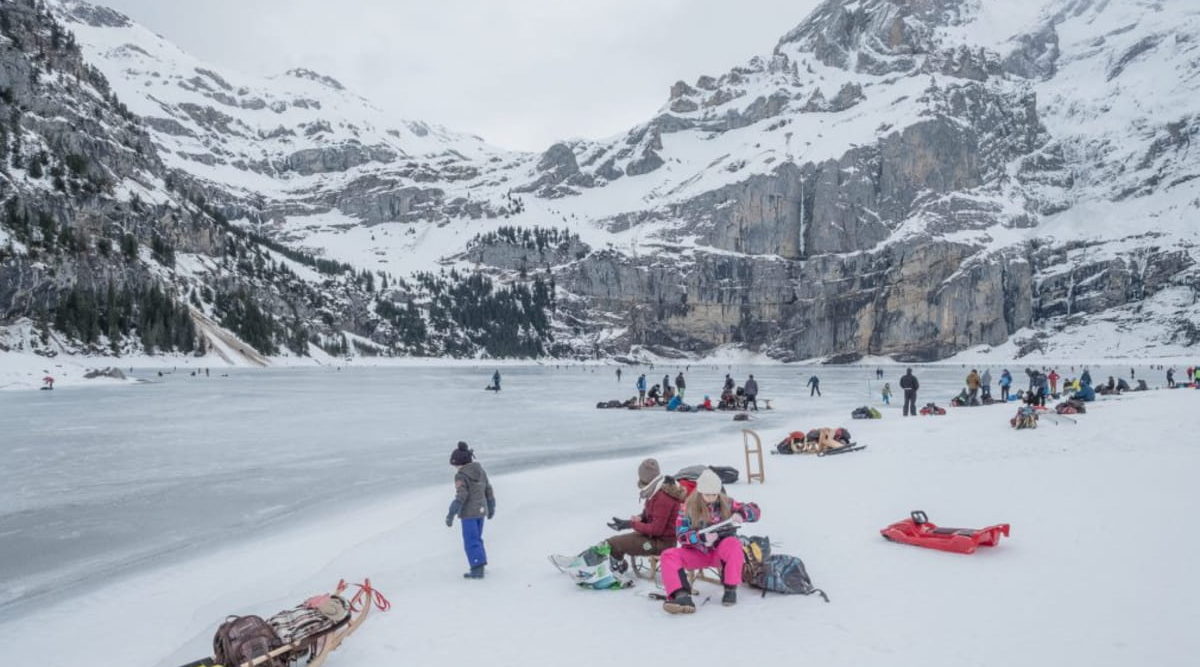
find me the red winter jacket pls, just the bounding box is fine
[631,482,688,540]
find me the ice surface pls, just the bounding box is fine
[1,362,1184,618]
[1,362,1197,666]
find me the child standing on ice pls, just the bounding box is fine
[882,382,892,405]
[659,469,760,614]
[445,442,495,579]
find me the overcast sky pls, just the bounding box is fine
[96,0,822,151]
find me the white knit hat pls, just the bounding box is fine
[696,469,722,495]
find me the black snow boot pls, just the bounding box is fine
[463,565,485,579]
[722,585,738,607]
[663,590,696,615]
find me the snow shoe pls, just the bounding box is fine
[662,590,696,614]
[463,565,485,579]
[722,585,737,607]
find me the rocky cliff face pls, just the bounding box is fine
[0,0,551,362]
[17,0,1200,362]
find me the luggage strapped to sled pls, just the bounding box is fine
[177,579,390,667]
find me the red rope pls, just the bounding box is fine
[345,578,390,613]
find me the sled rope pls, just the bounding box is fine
[340,578,391,613]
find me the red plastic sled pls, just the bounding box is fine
[881,511,1010,554]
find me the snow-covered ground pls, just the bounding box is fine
[2,364,1198,666]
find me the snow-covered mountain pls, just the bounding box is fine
[22,0,1200,361]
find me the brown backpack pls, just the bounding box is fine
[213,615,284,667]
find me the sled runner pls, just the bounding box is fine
[817,443,866,456]
[880,511,1010,555]
[176,579,389,667]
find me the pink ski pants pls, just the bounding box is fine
[660,537,744,595]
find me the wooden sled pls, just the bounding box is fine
[177,579,389,667]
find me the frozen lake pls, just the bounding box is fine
[0,361,1161,617]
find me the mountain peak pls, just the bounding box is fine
[54,0,131,28]
[283,68,345,91]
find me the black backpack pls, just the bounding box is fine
[709,465,739,484]
[213,615,284,667]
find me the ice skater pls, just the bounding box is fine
[807,374,821,397]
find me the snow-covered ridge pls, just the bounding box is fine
[48,0,1200,361]
[53,0,509,200]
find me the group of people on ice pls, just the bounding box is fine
[1166,366,1200,388]
[636,372,690,407]
[627,372,762,412]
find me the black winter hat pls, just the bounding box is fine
[450,441,474,466]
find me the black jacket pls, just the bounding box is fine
[900,373,919,391]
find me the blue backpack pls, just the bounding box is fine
[740,536,829,601]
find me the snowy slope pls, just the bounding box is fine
[54,0,1200,360]
[54,0,508,200]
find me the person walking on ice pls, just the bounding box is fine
[445,442,495,579]
[807,374,821,397]
[659,469,760,614]
[900,368,919,416]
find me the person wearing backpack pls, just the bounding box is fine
[445,442,495,579]
[899,368,919,416]
[658,470,761,614]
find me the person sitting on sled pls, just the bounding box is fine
[700,395,714,411]
[604,459,688,561]
[658,469,760,614]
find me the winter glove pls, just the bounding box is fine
[730,514,744,526]
[446,499,462,527]
[607,517,633,531]
[487,498,496,520]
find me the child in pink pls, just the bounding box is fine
[660,469,760,613]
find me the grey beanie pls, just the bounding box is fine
[637,458,661,486]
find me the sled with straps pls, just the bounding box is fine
[880,511,1010,555]
[175,579,390,667]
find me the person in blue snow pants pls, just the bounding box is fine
[445,441,495,579]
